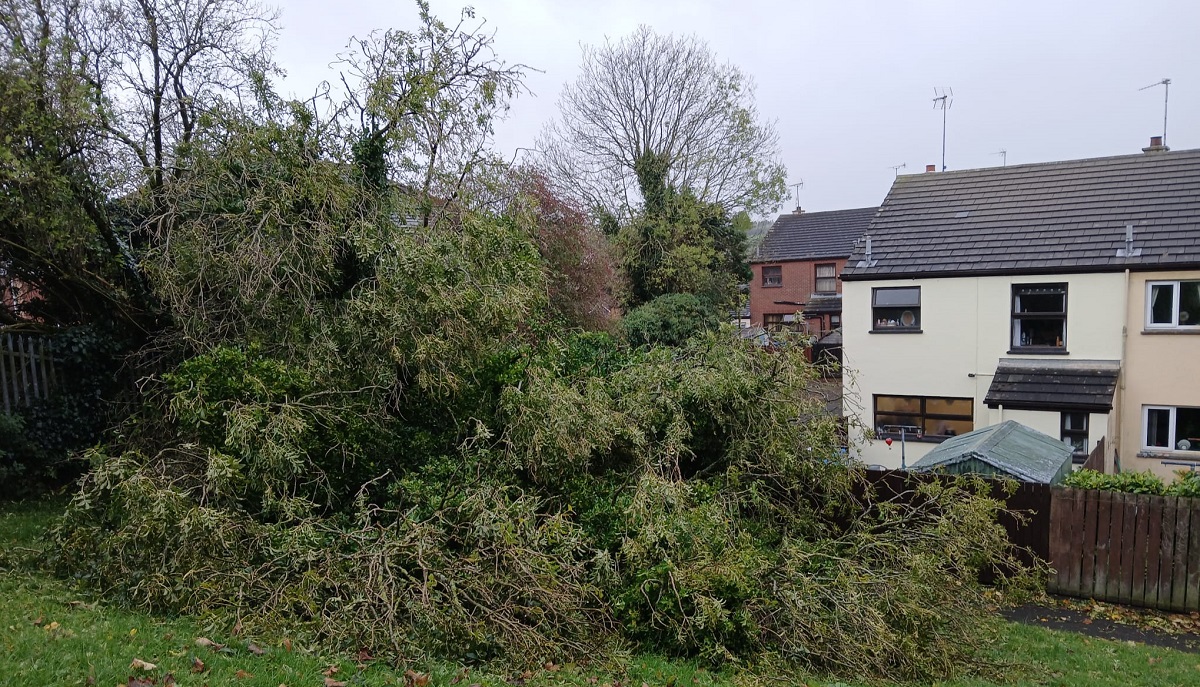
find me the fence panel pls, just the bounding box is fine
[0,332,57,414]
[1049,488,1200,612]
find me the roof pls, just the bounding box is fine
[984,358,1121,412]
[841,148,1200,281]
[753,207,877,263]
[911,420,1074,484]
[801,293,842,314]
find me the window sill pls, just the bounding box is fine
[877,433,949,444]
[760,284,783,289]
[1141,328,1200,335]
[870,328,922,334]
[1006,348,1069,355]
[1137,449,1200,459]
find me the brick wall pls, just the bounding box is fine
[749,257,847,328]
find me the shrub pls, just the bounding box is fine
[1063,469,1169,495]
[621,293,721,347]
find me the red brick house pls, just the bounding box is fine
[749,206,876,334]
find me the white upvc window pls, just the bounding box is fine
[1143,405,1200,452]
[1146,280,1200,329]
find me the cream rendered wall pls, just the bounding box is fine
[1121,269,1200,478]
[843,273,1126,468]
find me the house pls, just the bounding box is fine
[841,139,1200,478]
[750,206,877,335]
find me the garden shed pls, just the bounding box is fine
[909,420,1073,484]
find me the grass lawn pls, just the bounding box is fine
[2,500,1198,687]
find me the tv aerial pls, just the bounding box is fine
[889,163,907,178]
[933,87,953,171]
[790,179,804,211]
[992,149,1007,166]
[1139,78,1171,146]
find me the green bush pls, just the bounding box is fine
[1061,468,1200,498]
[621,293,721,347]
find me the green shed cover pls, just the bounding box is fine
[910,420,1074,484]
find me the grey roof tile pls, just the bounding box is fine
[753,207,878,263]
[843,149,1200,279]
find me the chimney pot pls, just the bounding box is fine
[1143,136,1170,154]
[1151,136,1163,147]
[925,164,936,173]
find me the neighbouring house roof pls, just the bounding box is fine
[841,147,1200,281]
[910,420,1074,484]
[800,293,842,314]
[753,207,878,263]
[984,359,1121,412]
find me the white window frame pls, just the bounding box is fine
[1146,280,1200,329]
[1143,405,1200,452]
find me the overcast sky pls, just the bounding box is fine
[273,0,1199,217]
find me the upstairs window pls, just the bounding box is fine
[1147,281,1200,329]
[872,286,920,331]
[762,266,782,287]
[815,263,837,294]
[1012,283,1067,351]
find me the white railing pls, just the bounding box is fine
[1,332,57,414]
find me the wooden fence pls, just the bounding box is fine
[1,332,57,414]
[864,470,1200,611]
[1048,488,1200,612]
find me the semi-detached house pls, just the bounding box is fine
[840,139,1200,477]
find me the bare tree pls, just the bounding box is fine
[537,25,787,219]
[78,0,280,196]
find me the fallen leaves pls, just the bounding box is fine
[130,658,158,671]
[248,642,265,656]
[405,668,430,687]
[235,668,254,679]
[324,678,348,687]
[191,656,207,673]
[195,637,226,650]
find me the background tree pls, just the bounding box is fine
[537,25,787,220]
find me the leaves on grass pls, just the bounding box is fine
[282,637,293,652]
[191,656,207,673]
[130,658,158,671]
[324,678,347,687]
[405,669,430,686]
[235,668,254,679]
[195,637,225,650]
[248,642,265,655]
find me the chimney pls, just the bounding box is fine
[1142,136,1170,154]
[925,164,937,173]
[792,205,804,214]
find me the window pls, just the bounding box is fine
[872,286,920,331]
[830,314,841,330]
[1012,283,1067,350]
[815,263,837,294]
[1144,406,1200,452]
[1061,412,1089,462]
[874,395,973,441]
[762,266,782,287]
[1147,281,1200,329]
[763,313,784,330]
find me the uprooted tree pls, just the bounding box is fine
[39,2,1039,682]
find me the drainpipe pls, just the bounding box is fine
[1115,268,1130,473]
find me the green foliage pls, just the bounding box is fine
[616,155,750,309]
[44,5,1036,684]
[1062,469,1166,495]
[1,326,129,495]
[1166,470,1200,498]
[1062,468,1200,499]
[621,294,721,347]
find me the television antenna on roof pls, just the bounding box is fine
[992,149,1007,166]
[933,87,953,171]
[1139,78,1171,146]
[790,179,804,211]
[889,163,907,178]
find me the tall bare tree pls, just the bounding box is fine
[537,25,787,220]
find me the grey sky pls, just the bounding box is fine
[274,0,1199,217]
